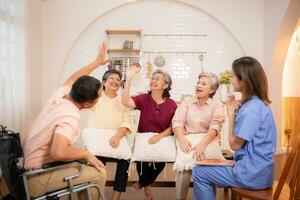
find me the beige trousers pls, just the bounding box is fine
[27,164,106,200]
[175,170,192,200]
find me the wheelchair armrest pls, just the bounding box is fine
[22,159,98,197]
[41,160,86,189]
[24,160,86,177]
[42,159,85,169]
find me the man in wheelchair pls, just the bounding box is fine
[1,42,109,200]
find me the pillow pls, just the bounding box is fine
[131,132,176,162]
[81,128,132,160]
[173,133,224,171]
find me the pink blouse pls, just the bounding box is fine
[172,96,225,134]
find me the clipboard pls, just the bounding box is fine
[195,159,235,166]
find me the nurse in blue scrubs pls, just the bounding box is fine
[192,56,277,200]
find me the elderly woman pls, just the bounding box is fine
[172,72,225,200]
[91,69,133,200]
[122,67,177,200]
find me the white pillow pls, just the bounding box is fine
[173,133,224,171]
[131,132,176,162]
[81,128,132,160]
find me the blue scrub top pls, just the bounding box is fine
[233,96,277,189]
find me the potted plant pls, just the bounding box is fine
[219,70,232,101]
[113,59,123,71]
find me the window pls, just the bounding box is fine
[0,0,27,132]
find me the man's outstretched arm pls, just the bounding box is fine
[63,41,109,87]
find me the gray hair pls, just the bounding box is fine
[198,72,219,98]
[151,69,172,98]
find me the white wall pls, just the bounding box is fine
[34,0,263,104]
[262,0,291,153]
[61,1,245,102]
[265,0,300,152]
[263,0,290,68]
[26,0,43,126]
[26,0,294,150]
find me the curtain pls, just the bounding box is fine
[0,0,27,133]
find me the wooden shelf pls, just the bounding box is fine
[108,49,141,53]
[143,34,207,37]
[106,29,141,35]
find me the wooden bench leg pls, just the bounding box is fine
[224,188,229,200]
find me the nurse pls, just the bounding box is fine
[192,56,277,200]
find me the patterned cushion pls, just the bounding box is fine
[173,133,224,171]
[81,128,132,160]
[131,132,176,162]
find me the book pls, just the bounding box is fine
[195,159,235,166]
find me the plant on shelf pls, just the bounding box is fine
[220,70,232,85]
[219,70,232,102]
[113,60,123,71]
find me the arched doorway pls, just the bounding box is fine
[269,0,300,152]
[282,26,300,147]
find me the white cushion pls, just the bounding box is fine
[81,128,132,160]
[173,133,224,171]
[131,132,177,162]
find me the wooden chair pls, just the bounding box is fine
[231,134,300,200]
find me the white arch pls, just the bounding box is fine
[58,0,246,83]
[268,0,300,151]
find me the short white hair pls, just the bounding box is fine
[198,72,220,97]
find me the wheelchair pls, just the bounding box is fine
[0,125,106,200]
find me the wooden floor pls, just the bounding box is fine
[0,153,289,200]
[104,153,288,200]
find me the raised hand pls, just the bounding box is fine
[126,65,139,80]
[95,41,109,66]
[226,94,239,119]
[130,63,141,73]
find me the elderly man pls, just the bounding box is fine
[20,42,109,199]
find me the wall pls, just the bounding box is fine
[282,26,300,144]
[26,0,43,127]
[263,0,291,153]
[61,1,245,102]
[0,0,28,132]
[263,0,290,68]
[36,0,263,103]
[266,0,300,152]
[26,0,295,151]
